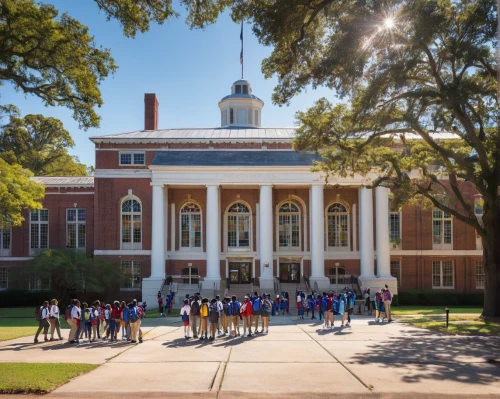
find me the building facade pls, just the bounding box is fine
[0,80,485,305]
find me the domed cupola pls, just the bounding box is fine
[218,79,264,127]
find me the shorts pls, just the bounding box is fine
[183,321,190,327]
[252,310,261,317]
[261,312,269,318]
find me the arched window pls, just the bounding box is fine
[227,202,251,249]
[121,198,142,250]
[180,202,202,249]
[327,203,349,249]
[278,201,300,249]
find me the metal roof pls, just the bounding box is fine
[219,93,264,102]
[151,150,321,167]
[31,176,94,186]
[90,128,297,142]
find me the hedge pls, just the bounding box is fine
[397,290,483,306]
[0,290,59,308]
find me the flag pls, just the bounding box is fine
[240,20,243,65]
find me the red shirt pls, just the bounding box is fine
[327,296,333,311]
[241,301,252,316]
[111,307,121,319]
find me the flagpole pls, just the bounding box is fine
[241,20,244,79]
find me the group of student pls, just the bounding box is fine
[34,298,147,344]
[179,292,273,340]
[157,291,174,316]
[364,285,393,322]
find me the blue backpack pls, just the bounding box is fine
[181,310,189,322]
[129,307,139,323]
[321,297,327,312]
[252,298,262,312]
[262,299,272,313]
[333,297,340,314]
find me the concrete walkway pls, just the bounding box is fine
[1,315,500,398]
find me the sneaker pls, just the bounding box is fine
[237,333,241,337]
[199,336,204,340]
[209,336,214,341]
[243,333,248,337]
[193,335,198,339]
[34,339,38,343]
[139,339,143,343]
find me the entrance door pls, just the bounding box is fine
[279,263,301,283]
[229,262,251,284]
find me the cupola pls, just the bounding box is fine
[218,79,264,128]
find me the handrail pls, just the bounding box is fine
[159,277,167,294]
[223,288,229,298]
[213,282,217,298]
[198,281,203,293]
[314,281,319,293]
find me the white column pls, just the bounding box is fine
[259,184,274,289]
[205,185,221,288]
[376,186,391,277]
[310,184,329,289]
[150,184,165,278]
[352,204,357,252]
[170,203,175,252]
[359,186,375,277]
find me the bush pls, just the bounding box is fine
[391,294,399,307]
[0,290,58,308]
[398,290,483,306]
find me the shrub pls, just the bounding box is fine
[398,290,483,306]
[391,294,399,307]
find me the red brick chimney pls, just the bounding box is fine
[144,93,159,130]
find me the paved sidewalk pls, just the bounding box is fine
[1,315,500,397]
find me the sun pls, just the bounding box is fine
[384,17,395,30]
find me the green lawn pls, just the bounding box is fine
[0,363,98,394]
[0,307,34,317]
[392,306,482,315]
[145,308,180,318]
[0,327,38,341]
[399,316,500,336]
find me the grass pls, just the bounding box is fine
[0,327,38,341]
[145,308,180,318]
[0,307,34,317]
[391,306,482,315]
[0,363,98,394]
[399,315,500,336]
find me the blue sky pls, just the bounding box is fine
[1,1,336,168]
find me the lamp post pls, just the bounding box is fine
[335,262,340,294]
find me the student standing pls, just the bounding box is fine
[190,295,201,339]
[319,293,326,321]
[103,304,111,338]
[228,295,241,337]
[34,301,50,343]
[240,296,253,337]
[120,301,130,341]
[128,300,141,343]
[252,295,262,333]
[261,294,272,333]
[215,295,224,336]
[49,299,63,341]
[364,288,372,315]
[68,300,80,343]
[221,297,230,336]
[199,298,209,340]
[180,299,191,339]
[307,295,316,320]
[374,291,382,322]
[383,285,393,322]
[110,301,121,341]
[209,299,219,340]
[157,292,164,317]
[83,305,94,342]
[323,293,333,329]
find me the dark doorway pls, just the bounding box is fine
[229,262,251,284]
[279,262,300,283]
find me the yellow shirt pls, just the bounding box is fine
[200,304,209,317]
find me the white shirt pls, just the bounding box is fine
[49,305,60,318]
[71,306,80,319]
[41,307,49,319]
[180,305,191,316]
[216,301,223,312]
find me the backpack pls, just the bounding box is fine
[130,307,139,323]
[191,301,200,315]
[158,297,163,305]
[229,301,240,316]
[137,306,145,319]
[181,310,189,322]
[65,304,74,321]
[35,306,42,322]
[252,298,262,312]
[321,297,327,312]
[333,297,340,314]
[262,299,272,313]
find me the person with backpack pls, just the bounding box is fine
[383,285,393,322]
[199,298,210,340]
[208,298,219,341]
[83,304,94,342]
[319,293,326,321]
[240,296,253,337]
[128,299,141,343]
[180,298,191,339]
[49,299,63,341]
[215,295,224,336]
[103,304,111,339]
[374,290,383,322]
[190,294,201,339]
[307,295,316,320]
[164,295,171,316]
[120,301,130,341]
[261,294,272,334]
[34,301,50,343]
[251,294,262,333]
[137,305,145,343]
[279,298,286,315]
[157,292,164,317]
[220,297,230,337]
[323,292,334,330]
[67,299,80,343]
[110,301,121,342]
[228,295,241,337]
[364,288,372,315]
[77,302,89,341]
[338,292,347,327]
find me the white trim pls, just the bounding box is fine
[276,199,302,252]
[432,208,453,250]
[325,201,351,251]
[119,151,146,166]
[66,208,86,250]
[29,209,49,256]
[225,200,253,252]
[256,203,260,253]
[432,260,455,289]
[0,225,12,257]
[120,195,143,250]
[45,192,95,195]
[389,210,402,250]
[94,169,152,178]
[94,250,151,256]
[179,200,203,252]
[352,204,357,252]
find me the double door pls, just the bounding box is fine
[229,262,251,284]
[279,262,300,283]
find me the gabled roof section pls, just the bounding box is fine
[151,150,321,167]
[90,127,296,143]
[31,176,94,187]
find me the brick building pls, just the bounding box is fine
[0,79,485,305]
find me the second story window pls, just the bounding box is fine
[432,208,452,249]
[121,198,142,250]
[120,152,145,166]
[278,201,301,250]
[67,209,86,249]
[180,202,202,249]
[227,202,251,249]
[30,210,49,255]
[327,203,349,249]
[0,223,11,257]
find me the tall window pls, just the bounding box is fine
[66,209,86,249]
[328,267,345,285]
[29,273,50,291]
[180,203,202,249]
[432,208,452,249]
[181,267,199,284]
[0,224,11,256]
[119,152,145,165]
[121,261,142,290]
[390,260,401,288]
[278,201,300,249]
[327,203,349,248]
[432,260,454,288]
[230,108,234,124]
[227,203,250,249]
[0,267,8,290]
[389,200,401,249]
[121,198,142,250]
[476,261,484,289]
[30,210,49,255]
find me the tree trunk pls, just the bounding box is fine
[481,207,500,318]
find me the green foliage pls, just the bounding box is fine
[0,107,87,176]
[23,249,122,305]
[0,158,45,226]
[398,290,484,307]
[0,291,56,308]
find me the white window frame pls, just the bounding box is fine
[119,151,146,166]
[277,200,301,251]
[179,202,203,251]
[432,260,454,289]
[475,261,484,289]
[389,211,401,249]
[120,260,142,291]
[121,196,142,250]
[326,202,350,250]
[225,201,252,252]
[0,267,8,290]
[0,223,11,257]
[432,208,453,250]
[29,209,49,256]
[66,209,86,249]
[390,259,402,289]
[29,273,50,291]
